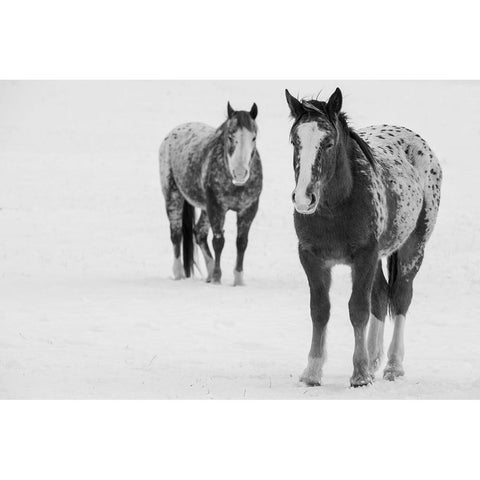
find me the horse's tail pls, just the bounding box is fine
[387,252,399,317]
[182,201,195,278]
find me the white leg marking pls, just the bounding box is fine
[367,314,385,373]
[300,354,326,386]
[172,256,184,280]
[233,269,244,286]
[384,314,406,380]
[199,245,214,282]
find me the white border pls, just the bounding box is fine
[0,401,477,479]
[1,0,479,78]
[1,1,478,478]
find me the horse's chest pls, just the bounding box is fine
[218,181,262,211]
[208,159,262,211]
[294,210,369,264]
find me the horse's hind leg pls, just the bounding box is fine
[234,199,259,286]
[194,210,214,282]
[384,232,426,381]
[164,180,186,280]
[367,261,388,375]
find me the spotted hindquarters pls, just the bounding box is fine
[384,194,441,380]
[160,135,197,279]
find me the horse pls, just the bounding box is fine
[159,102,262,285]
[285,87,442,387]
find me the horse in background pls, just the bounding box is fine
[285,87,442,387]
[159,102,262,285]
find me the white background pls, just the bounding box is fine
[1,0,479,479]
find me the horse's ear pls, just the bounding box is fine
[327,87,343,116]
[285,89,303,118]
[227,102,235,119]
[250,103,258,119]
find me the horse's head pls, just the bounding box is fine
[224,102,258,186]
[285,87,344,214]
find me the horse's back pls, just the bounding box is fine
[359,125,442,256]
[159,122,215,207]
[359,125,442,190]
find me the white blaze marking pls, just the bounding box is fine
[294,122,327,210]
[227,127,255,184]
[387,314,405,363]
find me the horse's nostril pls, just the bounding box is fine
[292,192,296,203]
[233,169,248,179]
[309,194,317,207]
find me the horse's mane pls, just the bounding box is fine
[349,130,377,171]
[299,98,377,171]
[199,123,225,159]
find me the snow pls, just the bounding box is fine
[1,80,479,398]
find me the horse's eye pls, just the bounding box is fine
[325,142,334,150]
[252,136,256,142]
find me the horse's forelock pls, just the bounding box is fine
[232,111,256,132]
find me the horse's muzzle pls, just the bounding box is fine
[232,169,250,186]
[292,190,318,214]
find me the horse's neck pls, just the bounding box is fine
[204,128,227,170]
[322,140,353,207]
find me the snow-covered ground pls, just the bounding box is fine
[1,80,479,398]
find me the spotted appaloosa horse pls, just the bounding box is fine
[159,102,262,285]
[285,87,442,387]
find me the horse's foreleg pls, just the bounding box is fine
[368,261,388,374]
[212,232,225,284]
[298,248,331,386]
[206,194,226,284]
[234,200,259,286]
[349,248,378,387]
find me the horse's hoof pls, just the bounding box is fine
[300,375,322,387]
[350,373,373,388]
[383,365,405,381]
[300,357,324,386]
